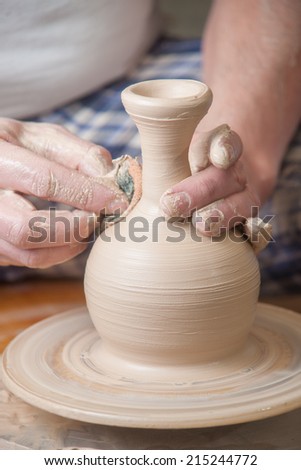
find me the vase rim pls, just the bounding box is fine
[121,79,212,120]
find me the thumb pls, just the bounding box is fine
[189,124,243,173]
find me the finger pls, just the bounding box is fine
[0,190,99,249]
[192,187,260,236]
[0,140,128,213]
[160,161,247,218]
[209,127,242,169]
[0,255,19,266]
[0,207,98,250]
[189,124,242,172]
[244,217,273,253]
[25,209,99,249]
[17,121,113,177]
[0,237,88,269]
[0,189,36,211]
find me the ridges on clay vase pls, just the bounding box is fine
[84,79,260,382]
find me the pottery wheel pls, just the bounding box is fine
[2,303,301,429]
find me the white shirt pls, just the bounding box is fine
[0,0,158,118]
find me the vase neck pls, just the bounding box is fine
[121,80,213,207]
[134,117,199,205]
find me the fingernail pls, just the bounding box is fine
[83,151,113,177]
[72,210,98,238]
[210,130,242,169]
[189,144,209,173]
[160,191,191,218]
[244,217,273,253]
[106,195,129,215]
[193,207,225,236]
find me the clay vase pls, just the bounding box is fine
[84,79,260,382]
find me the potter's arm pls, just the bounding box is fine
[160,0,301,240]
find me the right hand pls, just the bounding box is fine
[0,119,128,268]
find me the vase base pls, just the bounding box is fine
[2,304,301,429]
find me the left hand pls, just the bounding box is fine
[0,119,128,268]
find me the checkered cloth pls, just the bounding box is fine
[259,127,301,295]
[0,38,300,296]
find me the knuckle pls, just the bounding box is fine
[200,177,217,202]
[7,222,28,248]
[31,169,59,199]
[35,122,70,139]
[30,167,96,208]
[0,118,23,144]
[50,123,64,132]
[45,122,68,134]
[75,178,94,208]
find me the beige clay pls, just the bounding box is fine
[84,79,260,381]
[3,80,301,429]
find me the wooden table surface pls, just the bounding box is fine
[0,279,86,354]
[1,279,301,450]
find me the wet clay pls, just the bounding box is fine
[3,304,301,429]
[84,79,260,381]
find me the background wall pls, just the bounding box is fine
[158,0,212,38]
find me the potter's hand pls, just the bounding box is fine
[0,119,128,268]
[160,124,258,232]
[160,124,272,251]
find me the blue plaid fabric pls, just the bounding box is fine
[35,39,202,159]
[0,38,300,296]
[259,127,301,295]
